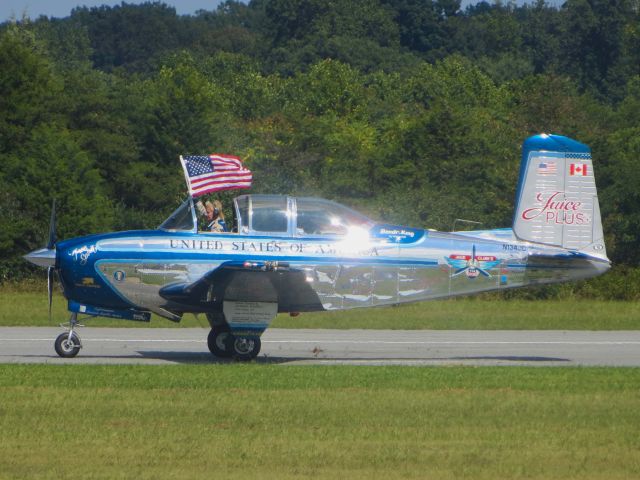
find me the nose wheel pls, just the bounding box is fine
[54,331,81,357]
[54,313,82,358]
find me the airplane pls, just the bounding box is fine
[24,134,610,360]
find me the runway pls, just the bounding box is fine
[1,327,639,366]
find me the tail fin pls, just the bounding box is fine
[513,134,607,259]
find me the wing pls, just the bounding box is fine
[158,261,324,313]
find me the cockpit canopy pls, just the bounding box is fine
[158,197,197,231]
[159,195,375,237]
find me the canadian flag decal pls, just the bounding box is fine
[570,163,588,176]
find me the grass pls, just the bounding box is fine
[0,364,638,479]
[272,299,640,330]
[2,290,640,329]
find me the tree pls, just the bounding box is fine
[559,0,638,99]
[70,2,183,72]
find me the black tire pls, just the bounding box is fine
[227,335,261,361]
[54,332,81,358]
[207,325,233,358]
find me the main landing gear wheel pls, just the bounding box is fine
[207,325,233,358]
[227,335,261,361]
[54,332,81,358]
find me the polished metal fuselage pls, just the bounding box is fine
[55,226,610,317]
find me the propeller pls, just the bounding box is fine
[47,200,57,323]
[47,199,57,250]
[47,264,55,322]
[23,200,59,322]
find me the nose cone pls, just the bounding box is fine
[24,248,56,268]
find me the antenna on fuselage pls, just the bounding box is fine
[452,218,482,232]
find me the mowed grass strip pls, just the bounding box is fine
[0,365,639,479]
[2,290,640,329]
[272,299,640,330]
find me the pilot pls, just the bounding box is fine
[197,199,227,232]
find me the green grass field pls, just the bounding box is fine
[2,290,640,329]
[0,365,638,479]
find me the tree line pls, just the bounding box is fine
[0,0,638,298]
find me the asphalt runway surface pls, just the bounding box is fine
[1,327,640,366]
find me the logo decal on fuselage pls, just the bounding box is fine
[69,245,97,265]
[445,245,500,279]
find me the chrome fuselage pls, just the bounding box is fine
[50,225,609,321]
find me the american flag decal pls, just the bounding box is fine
[537,160,557,176]
[180,154,252,197]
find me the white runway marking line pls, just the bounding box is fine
[2,338,640,346]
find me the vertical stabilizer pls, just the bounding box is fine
[513,134,607,259]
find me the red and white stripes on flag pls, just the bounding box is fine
[180,154,252,197]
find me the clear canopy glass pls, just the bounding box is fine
[234,195,374,237]
[158,197,197,232]
[159,195,375,236]
[295,197,374,236]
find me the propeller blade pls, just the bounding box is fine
[47,199,57,250]
[47,266,54,323]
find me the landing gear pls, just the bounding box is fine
[227,335,261,361]
[207,327,261,361]
[206,312,262,361]
[54,332,81,357]
[54,313,82,358]
[207,325,233,358]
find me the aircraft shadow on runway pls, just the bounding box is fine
[132,351,571,365]
[1,351,571,365]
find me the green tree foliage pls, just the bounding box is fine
[0,26,113,280]
[69,2,185,72]
[559,0,638,100]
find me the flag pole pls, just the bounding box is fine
[179,155,195,197]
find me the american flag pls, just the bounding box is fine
[180,154,252,197]
[537,160,557,176]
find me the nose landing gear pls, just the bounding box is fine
[54,313,83,358]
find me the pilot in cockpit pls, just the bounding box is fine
[196,199,227,233]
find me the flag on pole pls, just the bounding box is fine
[180,154,252,197]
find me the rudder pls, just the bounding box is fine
[513,134,607,259]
